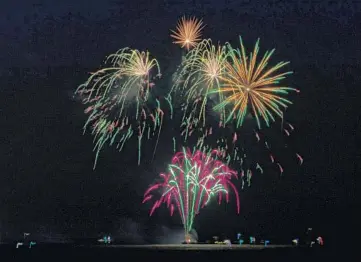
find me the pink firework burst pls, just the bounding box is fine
[143,147,240,238]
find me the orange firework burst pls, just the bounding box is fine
[213,37,297,128]
[170,16,204,50]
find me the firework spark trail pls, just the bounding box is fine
[171,39,229,134]
[192,121,301,185]
[151,100,164,162]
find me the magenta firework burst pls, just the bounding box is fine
[143,147,240,237]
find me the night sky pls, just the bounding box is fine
[1,0,359,247]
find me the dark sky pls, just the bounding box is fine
[1,0,359,246]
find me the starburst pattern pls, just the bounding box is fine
[213,37,297,128]
[170,16,204,50]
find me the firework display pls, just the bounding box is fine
[143,147,240,238]
[167,35,301,186]
[76,15,302,239]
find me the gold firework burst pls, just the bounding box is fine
[213,37,296,128]
[170,16,204,50]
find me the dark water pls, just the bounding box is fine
[0,245,344,262]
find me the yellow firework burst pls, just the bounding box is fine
[213,36,297,128]
[170,16,204,50]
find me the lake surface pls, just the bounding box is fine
[0,244,342,262]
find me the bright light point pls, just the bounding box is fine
[246,87,250,91]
